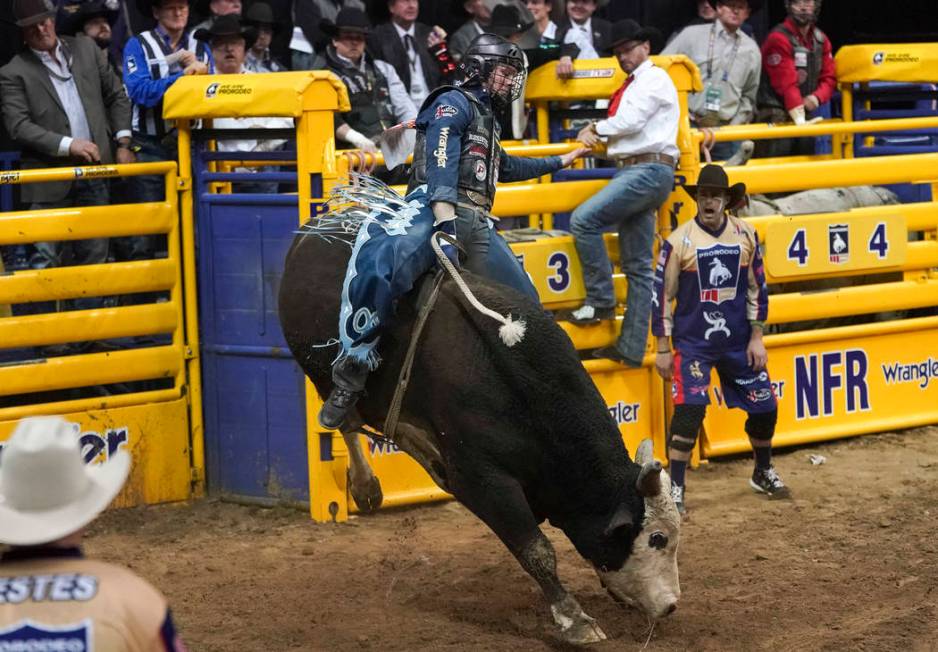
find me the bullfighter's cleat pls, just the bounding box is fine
[318,386,362,431]
[670,483,688,520]
[750,466,792,500]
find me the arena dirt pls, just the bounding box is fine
[87,426,938,651]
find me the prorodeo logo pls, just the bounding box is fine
[206,82,220,98]
[872,51,919,66]
[74,166,119,180]
[572,68,615,79]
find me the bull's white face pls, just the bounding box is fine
[596,468,682,619]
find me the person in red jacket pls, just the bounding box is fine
[755,0,834,157]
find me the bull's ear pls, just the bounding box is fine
[636,461,663,498]
[603,502,634,538]
[634,439,654,465]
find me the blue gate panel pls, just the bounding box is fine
[198,195,311,502]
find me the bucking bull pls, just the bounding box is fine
[278,204,681,644]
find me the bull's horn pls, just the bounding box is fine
[636,461,663,498]
[634,439,654,464]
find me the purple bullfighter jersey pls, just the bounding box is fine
[652,215,768,351]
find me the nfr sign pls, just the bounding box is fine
[794,350,871,419]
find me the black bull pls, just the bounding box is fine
[278,229,681,643]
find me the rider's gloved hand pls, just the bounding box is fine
[432,202,460,268]
[344,128,378,153]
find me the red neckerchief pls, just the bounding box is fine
[608,74,635,117]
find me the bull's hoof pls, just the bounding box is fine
[349,472,383,513]
[551,597,607,645]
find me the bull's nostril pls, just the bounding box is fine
[666,603,677,616]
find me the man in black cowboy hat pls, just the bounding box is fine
[194,12,255,71]
[663,0,761,160]
[0,0,131,282]
[243,1,286,72]
[568,19,679,371]
[652,163,790,518]
[311,7,416,154]
[59,0,123,75]
[122,0,211,255]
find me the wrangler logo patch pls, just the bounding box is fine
[434,127,450,168]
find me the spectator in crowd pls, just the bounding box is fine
[526,0,558,42]
[663,0,761,160]
[0,0,132,288]
[196,14,292,192]
[756,0,834,156]
[0,416,187,651]
[568,19,679,369]
[123,0,211,257]
[290,0,364,70]
[367,0,448,107]
[59,1,119,58]
[488,4,573,137]
[554,0,611,76]
[652,165,790,518]
[447,0,491,61]
[312,8,415,156]
[244,1,287,71]
[191,0,242,31]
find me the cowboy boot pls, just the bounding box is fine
[318,357,370,430]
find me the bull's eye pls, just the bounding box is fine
[649,532,668,550]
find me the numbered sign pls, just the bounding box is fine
[765,213,907,278]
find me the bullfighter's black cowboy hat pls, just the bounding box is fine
[683,164,748,208]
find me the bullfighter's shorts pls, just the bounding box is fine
[671,346,777,414]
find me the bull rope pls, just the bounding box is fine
[430,232,526,347]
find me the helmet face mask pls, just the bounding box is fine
[786,0,820,26]
[458,34,526,111]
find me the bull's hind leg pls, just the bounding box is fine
[456,474,606,645]
[340,420,384,513]
[394,421,449,492]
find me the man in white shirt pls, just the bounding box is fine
[663,0,762,159]
[196,15,293,193]
[568,19,679,369]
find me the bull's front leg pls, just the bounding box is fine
[516,533,607,645]
[456,474,606,645]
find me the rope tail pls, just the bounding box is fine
[430,232,526,347]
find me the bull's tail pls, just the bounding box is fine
[430,232,526,347]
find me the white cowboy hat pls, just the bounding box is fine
[0,416,130,546]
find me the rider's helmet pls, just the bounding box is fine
[457,33,526,112]
[785,0,821,26]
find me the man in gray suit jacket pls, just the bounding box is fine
[0,0,132,292]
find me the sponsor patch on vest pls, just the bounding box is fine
[474,160,486,181]
[695,244,741,304]
[434,104,458,119]
[0,619,92,651]
[434,127,450,168]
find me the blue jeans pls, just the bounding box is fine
[570,162,673,363]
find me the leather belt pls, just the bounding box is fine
[616,153,677,168]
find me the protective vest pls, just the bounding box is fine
[757,23,825,112]
[408,86,501,210]
[133,29,211,137]
[323,48,395,139]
